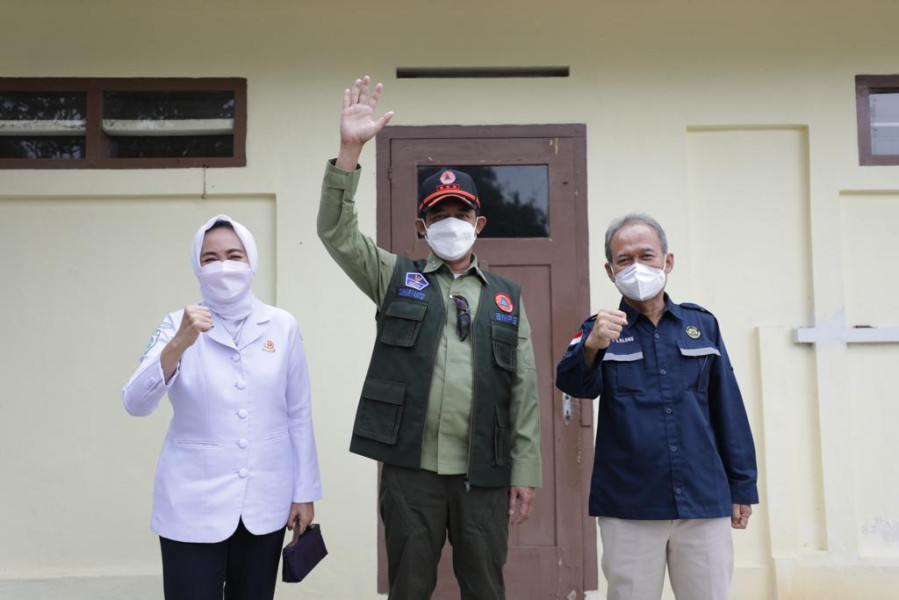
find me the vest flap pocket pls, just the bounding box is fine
[384,300,427,320]
[677,344,720,357]
[380,301,427,348]
[354,378,406,445]
[491,323,518,372]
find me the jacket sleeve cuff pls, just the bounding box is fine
[511,460,543,488]
[730,482,759,505]
[324,159,362,202]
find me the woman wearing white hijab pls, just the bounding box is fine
[123,215,322,600]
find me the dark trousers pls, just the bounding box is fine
[379,464,510,600]
[159,519,284,600]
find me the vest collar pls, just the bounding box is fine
[421,252,488,283]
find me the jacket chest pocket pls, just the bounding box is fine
[677,344,720,391]
[602,350,645,393]
[491,323,518,372]
[379,301,427,348]
[354,378,406,445]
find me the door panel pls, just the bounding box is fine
[376,125,595,598]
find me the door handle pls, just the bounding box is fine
[562,393,575,424]
[562,393,593,428]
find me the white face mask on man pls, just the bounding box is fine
[614,260,667,301]
[423,217,477,262]
[197,260,254,304]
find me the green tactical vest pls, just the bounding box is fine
[349,255,521,488]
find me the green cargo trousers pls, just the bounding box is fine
[379,464,510,600]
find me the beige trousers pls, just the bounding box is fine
[598,517,733,600]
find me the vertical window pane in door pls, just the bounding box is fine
[870,92,899,155]
[417,165,549,238]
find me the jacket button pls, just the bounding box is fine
[231,353,241,362]
[238,468,248,478]
[235,380,247,390]
[670,445,678,453]
[238,439,248,449]
[665,407,673,414]
[237,409,248,419]
[675,487,682,495]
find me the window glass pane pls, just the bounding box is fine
[0,92,86,121]
[0,93,86,158]
[107,135,233,159]
[0,136,84,159]
[417,165,549,238]
[870,93,899,155]
[103,92,234,120]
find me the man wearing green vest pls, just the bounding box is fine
[317,75,542,599]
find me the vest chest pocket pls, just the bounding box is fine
[492,323,519,372]
[379,301,427,348]
[354,378,406,445]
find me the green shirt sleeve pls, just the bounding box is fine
[317,160,397,307]
[510,299,543,488]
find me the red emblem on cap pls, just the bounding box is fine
[495,293,514,313]
[439,170,456,185]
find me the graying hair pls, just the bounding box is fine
[604,213,668,262]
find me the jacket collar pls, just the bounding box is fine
[205,299,273,350]
[617,293,684,326]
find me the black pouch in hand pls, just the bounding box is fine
[282,524,328,583]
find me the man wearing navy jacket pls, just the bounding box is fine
[555,213,757,600]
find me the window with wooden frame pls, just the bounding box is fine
[0,78,246,169]
[856,75,899,166]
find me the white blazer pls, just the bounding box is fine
[123,300,322,543]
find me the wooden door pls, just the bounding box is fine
[376,125,596,599]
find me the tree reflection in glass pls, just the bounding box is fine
[418,165,549,238]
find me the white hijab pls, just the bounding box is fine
[191,214,258,322]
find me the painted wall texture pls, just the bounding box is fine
[1,0,897,598]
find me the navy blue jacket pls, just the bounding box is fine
[556,295,758,519]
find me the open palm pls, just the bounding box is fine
[340,76,394,146]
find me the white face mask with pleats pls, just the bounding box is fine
[614,260,667,301]
[423,217,477,262]
[197,260,253,303]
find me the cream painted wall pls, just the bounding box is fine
[1,0,898,598]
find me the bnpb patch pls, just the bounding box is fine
[494,293,514,314]
[439,170,456,184]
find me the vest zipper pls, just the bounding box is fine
[464,298,479,493]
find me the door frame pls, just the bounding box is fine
[375,123,597,595]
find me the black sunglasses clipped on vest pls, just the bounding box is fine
[450,295,471,341]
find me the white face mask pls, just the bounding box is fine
[614,260,667,301]
[197,260,253,303]
[423,217,477,262]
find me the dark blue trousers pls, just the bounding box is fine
[159,519,284,600]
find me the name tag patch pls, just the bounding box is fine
[404,272,429,291]
[495,312,519,325]
[398,288,426,301]
[612,336,635,344]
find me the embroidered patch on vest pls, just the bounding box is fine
[405,272,429,290]
[494,293,514,313]
[495,312,519,325]
[398,288,426,301]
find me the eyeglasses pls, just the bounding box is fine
[451,295,471,341]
